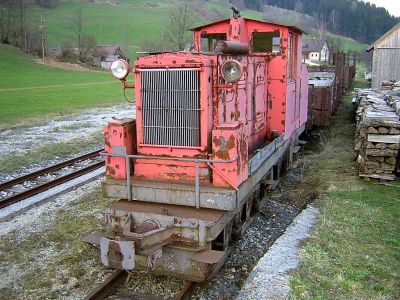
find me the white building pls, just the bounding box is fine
[302,40,330,62]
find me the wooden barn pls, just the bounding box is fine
[93,45,127,69]
[367,23,400,89]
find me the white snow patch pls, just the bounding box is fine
[0,104,135,157]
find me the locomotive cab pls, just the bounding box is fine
[97,16,309,281]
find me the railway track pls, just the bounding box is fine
[0,149,104,209]
[84,270,194,300]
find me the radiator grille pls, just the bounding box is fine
[140,69,200,147]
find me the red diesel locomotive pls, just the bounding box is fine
[97,14,309,281]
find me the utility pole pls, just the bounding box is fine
[39,15,46,62]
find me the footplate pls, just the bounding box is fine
[100,238,135,270]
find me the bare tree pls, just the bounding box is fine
[121,21,130,55]
[164,1,199,51]
[0,0,21,45]
[80,34,96,64]
[72,2,86,60]
[140,32,166,53]
[314,22,327,63]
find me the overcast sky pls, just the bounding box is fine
[362,0,400,17]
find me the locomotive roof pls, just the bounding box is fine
[191,17,305,34]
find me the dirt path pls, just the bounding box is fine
[34,58,103,72]
[0,81,115,92]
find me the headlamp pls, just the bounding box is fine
[110,59,130,80]
[221,60,243,83]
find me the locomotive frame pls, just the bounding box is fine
[94,15,309,281]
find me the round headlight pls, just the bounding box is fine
[110,59,130,80]
[221,60,243,83]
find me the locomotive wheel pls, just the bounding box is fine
[224,220,233,250]
[232,213,242,241]
[251,186,261,214]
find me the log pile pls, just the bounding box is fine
[354,88,400,180]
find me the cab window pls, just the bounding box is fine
[252,31,280,53]
[201,33,227,52]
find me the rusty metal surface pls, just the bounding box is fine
[102,177,237,211]
[214,40,249,54]
[172,280,195,300]
[0,149,102,191]
[108,200,224,223]
[85,271,193,300]
[100,238,135,270]
[192,250,225,264]
[84,270,127,300]
[81,231,101,247]
[0,150,104,209]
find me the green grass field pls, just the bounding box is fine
[290,83,400,299]
[29,0,173,58]
[0,44,122,127]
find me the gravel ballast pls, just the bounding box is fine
[236,205,320,299]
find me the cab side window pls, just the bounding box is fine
[201,33,227,52]
[252,32,280,53]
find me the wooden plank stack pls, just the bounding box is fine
[354,87,400,180]
[307,52,355,128]
[308,73,335,127]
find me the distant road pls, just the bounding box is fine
[0,81,115,92]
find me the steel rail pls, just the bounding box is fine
[0,149,104,209]
[84,270,127,300]
[84,269,194,300]
[0,149,103,190]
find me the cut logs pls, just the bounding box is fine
[354,85,400,180]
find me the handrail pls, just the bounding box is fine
[101,151,238,208]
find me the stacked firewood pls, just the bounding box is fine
[354,88,400,180]
[381,80,400,90]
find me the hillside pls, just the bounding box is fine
[234,0,399,44]
[22,0,368,59]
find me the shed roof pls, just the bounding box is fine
[302,39,325,52]
[367,22,400,52]
[94,45,120,56]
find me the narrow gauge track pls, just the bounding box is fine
[0,149,104,209]
[84,270,194,300]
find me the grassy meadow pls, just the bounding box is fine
[27,0,368,58]
[290,83,400,299]
[0,45,122,127]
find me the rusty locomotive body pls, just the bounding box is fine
[98,16,309,281]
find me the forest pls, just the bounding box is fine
[233,0,399,44]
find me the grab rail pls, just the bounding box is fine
[101,150,238,209]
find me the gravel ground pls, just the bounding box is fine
[190,163,316,299]
[237,205,320,299]
[0,101,324,299]
[0,180,114,299]
[0,104,135,157]
[0,104,135,183]
[0,149,319,300]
